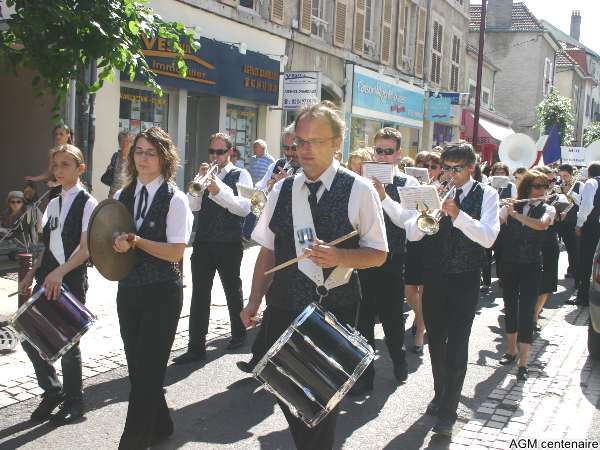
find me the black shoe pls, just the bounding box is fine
[226,334,246,350]
[517,366,528,381]
[348,378,373,397]
[49,399,84,424]
[425,400,440,416]
[151,421,174,445]
[172,350,206,365]
[499,353,518,365]
[236,360,256,374]
[393,361,408,382]
[31,392,65,422]
[432,418,455,437]
[412,345,424,356]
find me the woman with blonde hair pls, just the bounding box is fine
[347,147,372,176]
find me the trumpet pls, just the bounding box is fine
[188,162,219,197]
[416,181,456,235]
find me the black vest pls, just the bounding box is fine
[422,181,487,273]
[584,177,600,229]
[564,181,582,223]
[273,158,301,176]
[499,183,515,200]
[119,181,181,287]
[194,168,243,244]
[37,190,90,300]
[385,175,408,254]
[267,169,361,313]
[501,202,547,264]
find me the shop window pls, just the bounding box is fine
[119,87,169,134]
[226,104,258,166]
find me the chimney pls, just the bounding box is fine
[487,0,513,30]
[570,10,581,41]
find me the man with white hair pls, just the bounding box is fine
[248,139,274,185]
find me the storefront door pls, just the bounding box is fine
[185,93,220,186]
[226,104,258,167]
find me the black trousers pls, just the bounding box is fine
[263,304,356,450]
[117,279,182,450]
[502,262,541,344]
[23,280,86,401]
[557,220,578,275]
[577,223,600,300]
[189,242,245,350]
[357,252,406,383]
[422,269,480,423]
[482,248,493,286]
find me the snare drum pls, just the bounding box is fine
[253,302,374,428]
[11,286,96,362]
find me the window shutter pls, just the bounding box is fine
[220,0,239,7]
[380,0,393,65]
[415,6,426,77]
[299,0,312,34]
[395,0,406,69]
[353,0,366,55]
[334,0,348,47]
[271,0,284,24]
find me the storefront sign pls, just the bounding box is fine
[282,72,321,110]
[561,146,585,166]
[427,92,469,121]
[133,36,280,105]
[352,66,423,128]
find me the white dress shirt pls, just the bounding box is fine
[499,201,556,223]
[187,162,252,217]
[114,176,193,244]
[569,181,583,207]
[380,169,420,229]
[42,184,98,264]
[577,178,599,227]
[252,160,388,253]
[405,177,500,249]
[255,161,278,191]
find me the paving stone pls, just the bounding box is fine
[487,421,506,429]
[477,407,495,415]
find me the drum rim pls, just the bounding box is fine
[41,318,96,363]
[10,287,45,324]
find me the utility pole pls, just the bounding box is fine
[473,0,487,156]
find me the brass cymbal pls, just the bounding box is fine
[87,199,136,281]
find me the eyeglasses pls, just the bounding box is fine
[9,200,23,204]
[293,136,337,148]
[208,148,228,156]
[442,164,466,173]
[531,183,549,189]
[421,164,440,170]
[374,147,396,156]
[282,145,297,152]
[134,149,158,158]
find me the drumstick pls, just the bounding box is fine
[264,230,359,275]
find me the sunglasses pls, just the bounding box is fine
[422,164,440,170]
[9,200,23,204]
[531,183,549,189]
[374,147,395,156]
[208,148,228,156]
[442,164,466,173]
[282,145,297,152]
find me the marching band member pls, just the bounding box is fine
[405,142,500,436]
[175,133,253,365]
[490,162,517,200]
[351,127,418,396]
[112,128,193,448]
[498,170,555,382]
[19,144,98,424]
[572,161,600,306]
[557,164,582,280]
[240,102,387,450]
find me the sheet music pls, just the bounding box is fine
[398,185,441,211]
[362,162,394,184]
[490,176,510,189]
[405,167,429,184]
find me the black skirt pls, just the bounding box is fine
[405,240,425,286]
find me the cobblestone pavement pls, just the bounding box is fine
[0,246,261,410]
[449,304,599,450]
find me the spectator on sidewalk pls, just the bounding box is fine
[101,131,133,198]
[248,139,274,185]
[231,148,245,169]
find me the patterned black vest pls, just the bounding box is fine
[385,175,408,254]
[194,168,243,244]
[119,182,180,287]
[584,177,600,229]
[37,190,89,300]
[422,181,486,273]
[267,169,361,313]
[501,202,547,264]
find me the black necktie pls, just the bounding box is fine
[454,188,463,207]
[136,186,148,221]
[305,181,322,220]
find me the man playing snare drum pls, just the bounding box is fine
[240,102,388,450]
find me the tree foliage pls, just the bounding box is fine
[0,0,198,109]
[535,88,575,146]
[584,122,600,147]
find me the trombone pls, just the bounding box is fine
[188,162,219,197]
[416,180,456,235]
